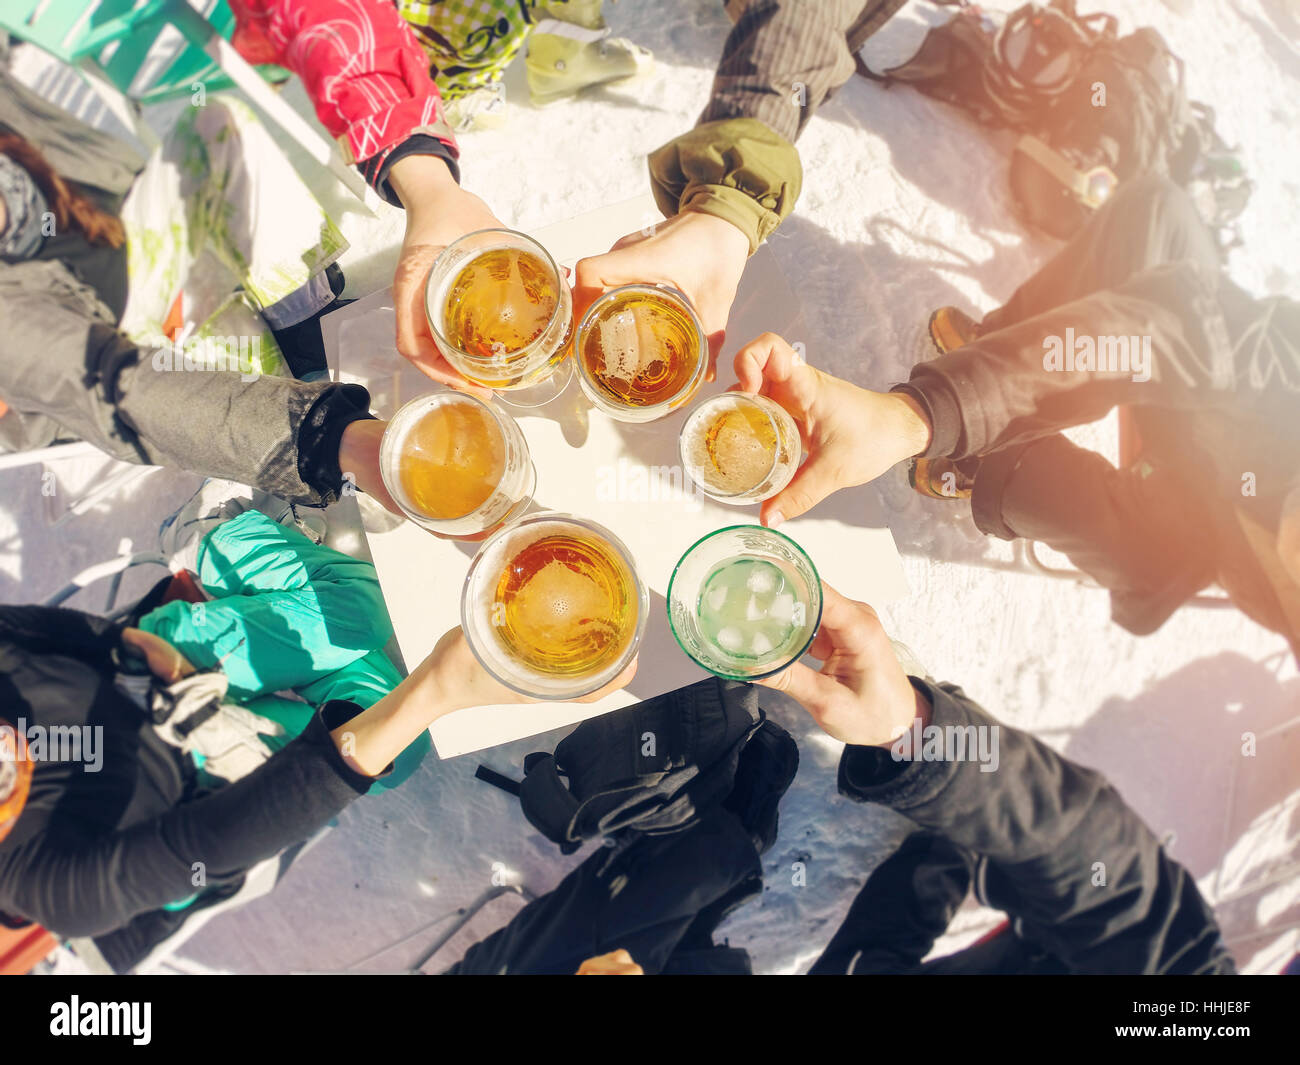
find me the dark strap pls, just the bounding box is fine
[516,754,583,843]
[474,764,522,796]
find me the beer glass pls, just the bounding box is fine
[667,525,822,681]
[425,228,574,407]
[379,391,535,538]
[462,513,648,700]
[574,283,707,422]
[679,392,801,504]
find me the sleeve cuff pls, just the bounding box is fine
[296,383,375,504]
[837,677,967,808]
[362,135,461,208]
[648,118,802,255]
[891,377,963,459]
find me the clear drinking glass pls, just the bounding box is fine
[679,392,802,504]
[425,228,574,407]
[379,391,535,538]
[462,512,648,700]
[667,525,822,681]
[574,283,707,422]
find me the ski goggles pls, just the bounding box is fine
[0,723,33,846]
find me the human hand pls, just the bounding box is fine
[388,155,504,397]
[576,949,644,975]
[573,210,749,381]
[120,628,196,684]
[757,582,929,748]
[732,333,933,527]
[337,419,401,516]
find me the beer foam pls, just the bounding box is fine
[681,395,774,495]
[596,307,658,384]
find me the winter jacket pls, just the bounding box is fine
[0,69,374,504]
[0,603,379,962]
[834,678,1235,974]
[230,0,459,201]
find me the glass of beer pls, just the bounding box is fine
[379,391,535,538]
[462,513,648,700]
[667,525,822,681]
[425,228,574,407]
[679,392,802,505]
[575,283,707,422]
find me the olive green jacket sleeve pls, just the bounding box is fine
[648,118,802,255]
[647,0,905,253]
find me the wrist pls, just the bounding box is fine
[389,153,461,214]
[889,390,934,459]
[678,208,751,263]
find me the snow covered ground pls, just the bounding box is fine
[3,0,1298,974]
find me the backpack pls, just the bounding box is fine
[476,677,763,854]
[861,0,1250,244]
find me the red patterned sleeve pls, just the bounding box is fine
[229,0,458,188]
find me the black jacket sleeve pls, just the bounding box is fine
[0,703,380,938]
[838,678,1234,974]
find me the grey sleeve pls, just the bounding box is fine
[0,260,344,505]
[700,0,893,143]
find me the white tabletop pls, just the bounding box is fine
[325,196,908,757]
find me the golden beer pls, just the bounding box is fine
[379,392,535,537]
[462,514,648,699]
[397,396,506,520]
[575,284,707,420]
[442,247,559,363]
[426,229,574,396]
[491,532,639,676]
[680,392,801,504]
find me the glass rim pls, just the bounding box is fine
[665,523,824,683]
[378,390,530,528]
[424,227,569,365]
[460,511,650,701]
[574,282,709,417]
[678,391,784,500]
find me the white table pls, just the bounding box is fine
[324,196,908,757]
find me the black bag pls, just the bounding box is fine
[863,0,1250,242]
[478,678,763,855]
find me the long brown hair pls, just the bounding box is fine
[0,130,124,248]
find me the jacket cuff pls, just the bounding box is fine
[296,383,374,504]
[362,135,461,208]
[891,373,963,459]
[837,677,970,810]
[648,118,802,255]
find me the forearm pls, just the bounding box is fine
[329,651,460,777]
[388,152,463,215]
